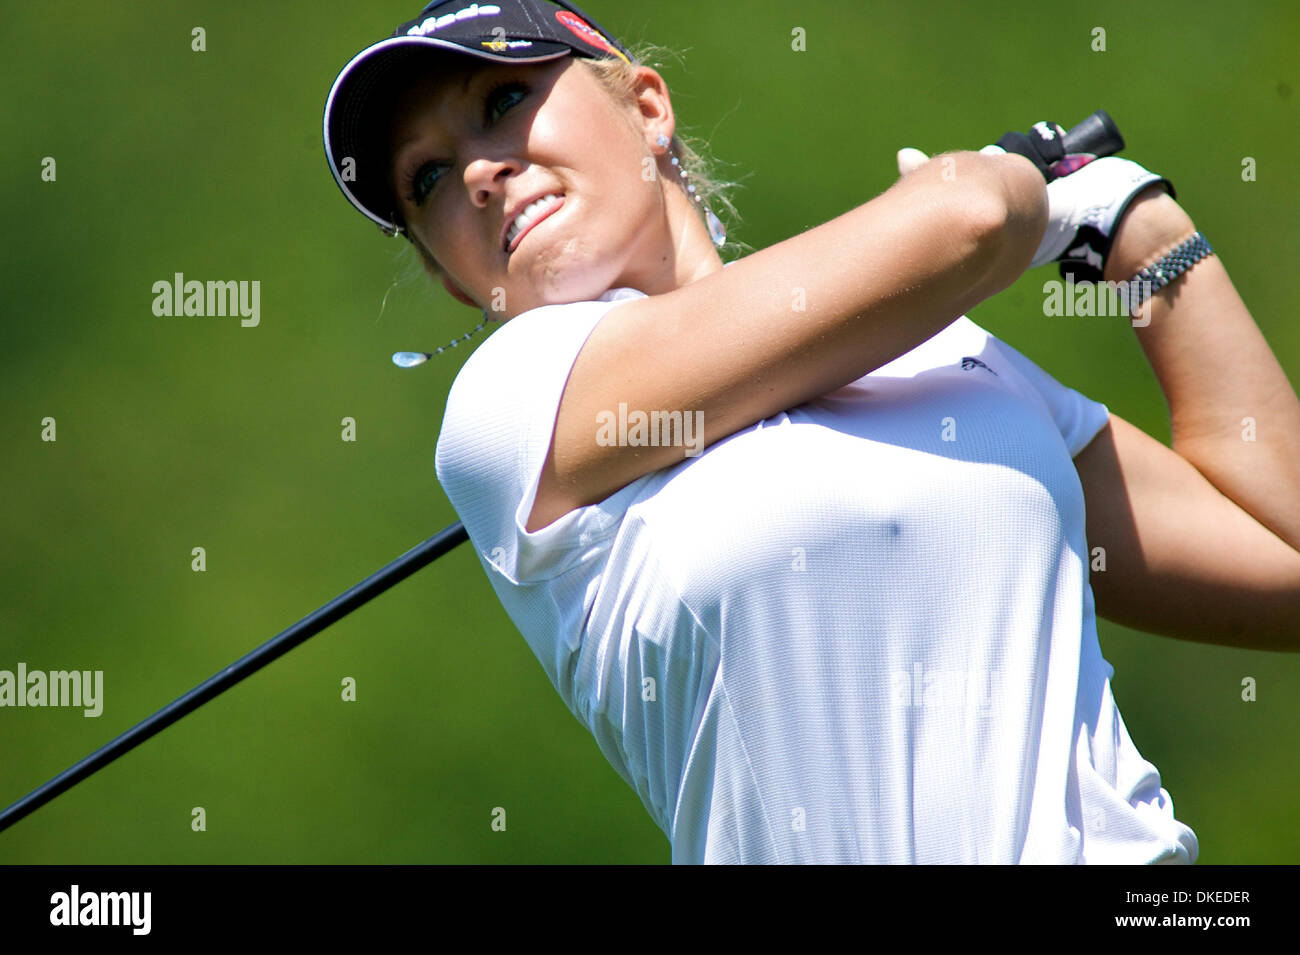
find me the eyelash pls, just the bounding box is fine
[401,80,529,206]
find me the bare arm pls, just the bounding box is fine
[1076,413,1300,650]
[1112,188,1300,550]
[1075,188,1300,649]
[529,151,1047,530]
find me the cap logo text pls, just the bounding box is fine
[407,3,502,37]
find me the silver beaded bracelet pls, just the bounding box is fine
[1125,231,1215,312]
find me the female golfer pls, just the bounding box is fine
[323,0,1300,863]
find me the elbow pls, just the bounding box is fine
[964,153,1048,292]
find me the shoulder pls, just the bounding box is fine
[454,288,648,393]
[970,322,1112,458]
[434,288,648,495]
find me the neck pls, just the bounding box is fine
[617,181,724,296]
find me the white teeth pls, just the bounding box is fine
[506,194,563,248]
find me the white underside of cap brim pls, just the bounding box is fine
[324,35,572,232]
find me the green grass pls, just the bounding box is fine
[2,0,1297,864]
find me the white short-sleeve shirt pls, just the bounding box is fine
[434,278,1199,865]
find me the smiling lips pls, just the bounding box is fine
[505,193,565,253]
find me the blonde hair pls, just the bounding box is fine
[404,40,745,294]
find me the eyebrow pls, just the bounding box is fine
[389,66,484,157]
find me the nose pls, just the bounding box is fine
[465,152,521,208]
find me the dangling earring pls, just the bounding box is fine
[391,313,490,368]
[431,314,489,357]
[656,134,726,247]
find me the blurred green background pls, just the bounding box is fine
[2,0,1297,864]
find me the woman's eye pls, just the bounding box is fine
[487,83,527,123]
[405,162,447,205]
[403,83,528,206]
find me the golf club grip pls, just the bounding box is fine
[1056,110,1125,175]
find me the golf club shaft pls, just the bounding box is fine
[0,520,469,834]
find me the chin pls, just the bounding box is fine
[528,252,625,306]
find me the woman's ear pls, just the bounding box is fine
[440,273,480,309]
[632,66,675,149]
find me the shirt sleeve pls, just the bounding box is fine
[985,334,1112,457]
[434,295,655,585]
